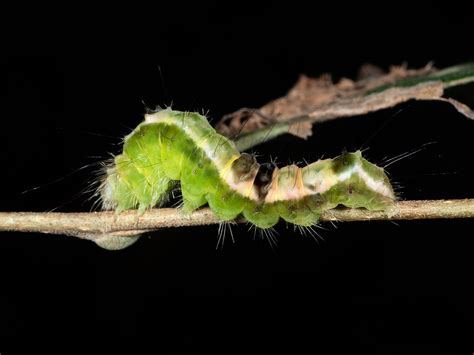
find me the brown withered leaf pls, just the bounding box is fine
[216,63,474,142]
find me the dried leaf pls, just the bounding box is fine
[217,62,474,149]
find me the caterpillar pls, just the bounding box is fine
[97,108,395,249]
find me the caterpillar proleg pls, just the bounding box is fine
[98,108,395,242]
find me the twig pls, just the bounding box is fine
[1,199,473,242]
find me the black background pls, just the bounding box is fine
[2,1,474,353]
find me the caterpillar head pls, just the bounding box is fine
[231,153,260,181]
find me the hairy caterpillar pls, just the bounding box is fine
[97,108,395,248]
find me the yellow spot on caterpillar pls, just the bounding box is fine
[220,154,241,180]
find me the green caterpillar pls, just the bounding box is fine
[99,109,395,237]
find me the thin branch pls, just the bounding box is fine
[1,199,473,242]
